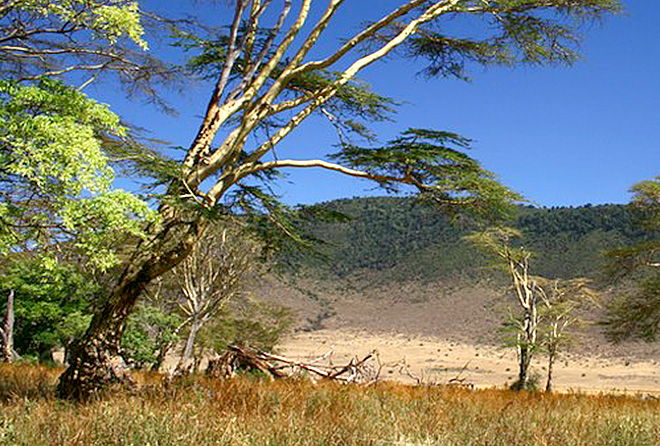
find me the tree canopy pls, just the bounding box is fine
[0,79,157,269]
[604,176,660,341]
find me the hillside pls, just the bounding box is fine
[286,197,645,282]
[256,198,651,339]
[260,197,660,390]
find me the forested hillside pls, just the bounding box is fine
[288,197,647,283]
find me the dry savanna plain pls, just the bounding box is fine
[264,276,660,395]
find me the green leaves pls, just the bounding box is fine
[11,0,148,49]
[332,128,519,222]
[121,303,182,369]
[0,79,157,269]
[397,0,621,80]
[0,258,100,360]
[602,175,660,342]
[0,79,121,194]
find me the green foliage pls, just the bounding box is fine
[197,299,294,355]
[283,197,642,282]
[386,0,622,80]
[604,176,660,342]
[120,303,182,370]
[0,79,158,269]
[177,30,397,138]
[630,176,660,230]
[8,0,147,49]
[331,129,520,222]
[0,258,99,361]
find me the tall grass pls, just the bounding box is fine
[1,364,659,445]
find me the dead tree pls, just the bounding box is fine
[206,345,379,384]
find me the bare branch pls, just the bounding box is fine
[288,0,428,76]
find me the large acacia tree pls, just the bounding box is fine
[56,0,620,399]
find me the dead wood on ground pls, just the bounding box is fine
[206,345,381,384]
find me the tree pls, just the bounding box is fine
[468,227,595,391]
[0,79,158,270]
[535,277,594,392]
[466,227,541,390]
[0,0,175,102]
[0,290,16,362]
[0,257,101,362]
[172,226,259,374]
[604,176,660,341]
[57,0,620,399]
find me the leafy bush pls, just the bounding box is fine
[197,298,294,355]
[120,303,182,370]
[0,258,99,362]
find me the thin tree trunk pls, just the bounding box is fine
[545,345,556,393]
[57,210,203,400]
[175,318,202,375]
[1,290,14,362]
[514,343,529,391]
[150,341,172,372]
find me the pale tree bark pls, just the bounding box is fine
[505,250,540,391]
[177,317,202,374]
[537,278,592,393]
[1,290,15,362]
[545,343,556,393]
[173,228,256,375]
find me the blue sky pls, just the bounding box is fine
[92,0,658,208]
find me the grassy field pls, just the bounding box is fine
[1,364,660,445]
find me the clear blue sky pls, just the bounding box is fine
[91,0,659,208]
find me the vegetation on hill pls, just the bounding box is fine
[288,197,647,282]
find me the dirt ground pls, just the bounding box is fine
[279,328,660,395]
[253,275,660,394]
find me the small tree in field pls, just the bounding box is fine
[467,227,541,390]
[172,226,259,374]
[469,227,595,391]
[536,277,594,392]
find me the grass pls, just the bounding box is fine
[1,364,660,445]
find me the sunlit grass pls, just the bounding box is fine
[1,364,660,445]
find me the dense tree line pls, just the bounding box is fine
[286,197,646,282]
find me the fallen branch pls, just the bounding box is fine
[206,345,380,384]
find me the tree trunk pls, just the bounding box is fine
[175,318,202,375]
[150,341,172,372]
[513,343,529,391]
[1,290,14,362]
[58,210,203,400]
[545,345,556,393]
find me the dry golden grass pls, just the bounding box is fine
[1,364,660,445]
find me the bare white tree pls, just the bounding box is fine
[173,227,258,374]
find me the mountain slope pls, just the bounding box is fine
[287,197,644,282]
